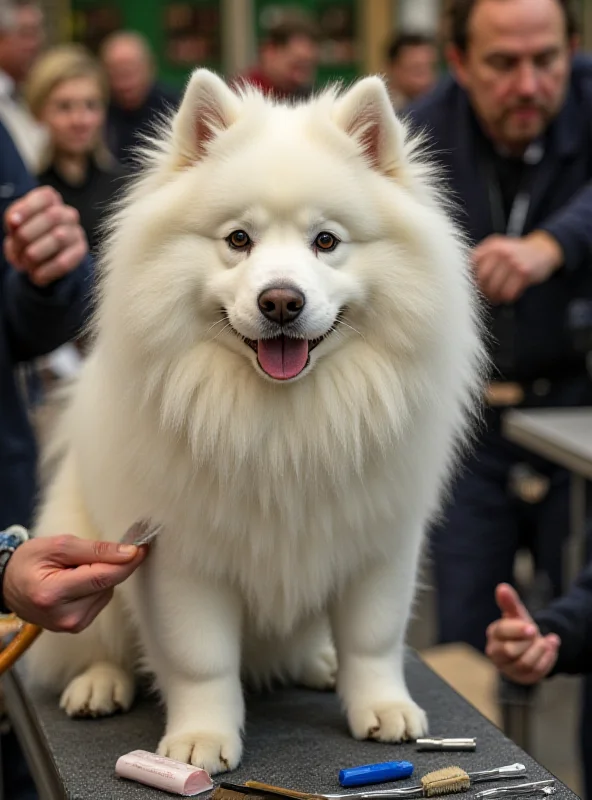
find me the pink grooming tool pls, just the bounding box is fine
[115,749,213,796]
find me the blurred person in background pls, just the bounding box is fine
[100,30,179,165]
[26,44,127,256]
[0,0,49,409]
[0,0,46,170]
[240,15,319,100]
[385,32,439,110]
[407,0,592,653]
[407,2,592,789]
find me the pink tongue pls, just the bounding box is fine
[257,336,309,380]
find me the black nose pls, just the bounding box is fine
[258,287,305,325]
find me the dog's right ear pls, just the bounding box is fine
[333,76,406,178]
[171,69,241,167]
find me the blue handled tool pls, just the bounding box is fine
[338,761,414,788]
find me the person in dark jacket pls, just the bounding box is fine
[100,31,179,166]
[406,0,592,653]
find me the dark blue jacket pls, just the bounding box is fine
[0,121,92,530]
[537,559,592,675]
[406,56,592,383]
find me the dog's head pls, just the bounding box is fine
[102,70,472,391]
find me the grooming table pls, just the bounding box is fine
[1,651,578,800]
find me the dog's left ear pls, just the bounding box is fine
[171,69,241,167]
[333,77,405,177]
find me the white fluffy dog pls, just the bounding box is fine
[27,70,483,774]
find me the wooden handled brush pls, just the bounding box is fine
[0,619,42,674]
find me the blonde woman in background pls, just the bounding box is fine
[26,44,126,255]
[25,45,126,382]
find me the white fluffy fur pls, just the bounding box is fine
[27,70,484,773]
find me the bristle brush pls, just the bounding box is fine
[242,764,526,799]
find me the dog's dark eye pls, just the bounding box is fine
[314,232,340,252]
[227,230,251,250]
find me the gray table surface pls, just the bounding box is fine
[2,652,579,800]
[503,408,592,479]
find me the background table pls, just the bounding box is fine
[503,407,592,589]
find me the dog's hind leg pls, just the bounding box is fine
[25,451,136,717]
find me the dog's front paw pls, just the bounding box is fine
[348,698,428,742]
[60,662,134,718]
[298,644,338,691]
[157,730,242,774]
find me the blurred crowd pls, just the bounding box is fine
[0,2,442,266]
[0,2,442,184]
[2,0,592,798]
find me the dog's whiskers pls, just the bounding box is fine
[204,317,228,335]
[336,318,364,340]
[330,326,346,343]
[208,322,233,343]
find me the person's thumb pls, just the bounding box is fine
[49,535,139,567]
[495,583,533,622]
[56,547,147,601]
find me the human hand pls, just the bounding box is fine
[3,536,146,633]
[472,231,563,305]
[3,186,88,287]
[485,583,561,684]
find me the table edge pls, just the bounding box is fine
[2,669,67,800]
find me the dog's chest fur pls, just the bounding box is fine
[142,442,401,634]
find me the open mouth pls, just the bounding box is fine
[236,332,329,380]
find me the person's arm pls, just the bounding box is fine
[0,123,93,363]
[487,568,592,682]
[2,250,93,364]
[1,185,93,363]
[0,527,146,633]
[537,181,592,273]
[0,526,30,615]
[486,584,560,684]
[535,558,592,675]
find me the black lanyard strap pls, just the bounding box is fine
[483,140,544,237]
[479,140,544,376]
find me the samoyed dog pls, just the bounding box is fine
[27,70,483,773]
